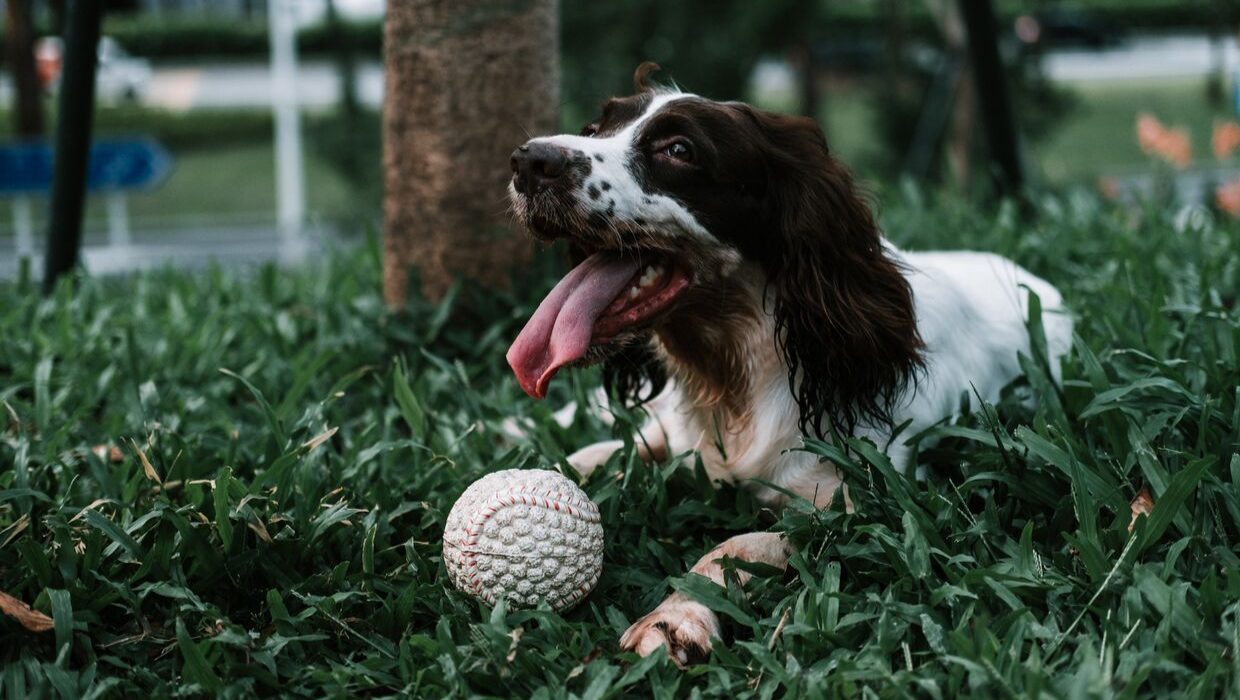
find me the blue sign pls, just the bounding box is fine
[0,138,173,195]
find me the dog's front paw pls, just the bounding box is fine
[619,594,719,667]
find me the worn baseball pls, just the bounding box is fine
[443,469,604,612]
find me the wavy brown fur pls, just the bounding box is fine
[739,106,925,437]
[653,280,764,421]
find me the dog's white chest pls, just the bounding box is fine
[653,379,844,508]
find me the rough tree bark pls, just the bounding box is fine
[383,0,560,305]
[5,0,45,137]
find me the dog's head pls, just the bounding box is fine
[507,63,923,436]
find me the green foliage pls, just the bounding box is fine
[1,14,382,61]
[305,109,383,219]
[561,1,810,125]
[0,191,1238,698]
[101,14,382,60]
[0,105,273,150]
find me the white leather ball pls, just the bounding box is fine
[443,469,604,611]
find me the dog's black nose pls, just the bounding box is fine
[510,142,568,197]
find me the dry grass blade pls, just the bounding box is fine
[130,438,162,485]
[302,426,339,452]
[70,498,117,522]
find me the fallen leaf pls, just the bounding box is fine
[1128,487,1154,534]
[0,590,53,633]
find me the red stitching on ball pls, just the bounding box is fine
[448,476,601,608]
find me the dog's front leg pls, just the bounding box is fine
[618,532,792,666]
[566,423,666,478]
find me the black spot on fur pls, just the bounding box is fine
[588,184,600,200]
[587,211,609,228]
[594,154,605,163]
[601,181,612,191]
[633,217,646,225]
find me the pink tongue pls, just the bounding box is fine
[507,252,640,398]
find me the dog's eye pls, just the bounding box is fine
[582,123,600,137]
[661,141,693,162]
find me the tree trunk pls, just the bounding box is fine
[383,0,559,305]
[5,0,45,138]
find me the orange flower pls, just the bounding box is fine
[1097,176,1121,201]
[1162,128,1191,168]
[1213,121,1240,160]
[1136,113,1164,153]
[1214,177,1240,218]
[1136,112,1191,169]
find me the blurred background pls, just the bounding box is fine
[2,0,1239,276]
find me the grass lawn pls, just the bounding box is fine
[1034,77,1236,184]
[0,190,1238,698]
[0,106,375,240]
[91,142,363,230]
[0,143,366,241]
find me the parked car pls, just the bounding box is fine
[36,36,153,104]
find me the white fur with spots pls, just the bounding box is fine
[519,92,721,247]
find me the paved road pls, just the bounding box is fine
[1042,33,1240,82]
[147,59,384,110]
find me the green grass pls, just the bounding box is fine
[96,143,360,229]
[0,105,276,150]
[753,75,1233,189]
[1034,77,1235,184]
[0,142,368,241]
[0,190,1238,698]
[0,106,375,239]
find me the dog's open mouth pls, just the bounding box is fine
[507,250,690,399]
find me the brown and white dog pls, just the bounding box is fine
[505,64,1072,665]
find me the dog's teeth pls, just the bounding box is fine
[638,265,662,289]
[629,286,640,299]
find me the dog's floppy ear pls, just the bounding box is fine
[744,107,924,438]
